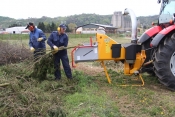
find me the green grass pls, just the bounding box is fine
[64,89,121,117]
[63,71,121,117]
[1,34,175,116]
[1,61,175,116]
[0,33,127,41]
[0,33,117,40]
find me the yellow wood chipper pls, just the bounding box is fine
[71,9,147,86]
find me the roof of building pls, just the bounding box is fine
[76,23,117,29]
[6,26,26,29]
[21,30,30,33]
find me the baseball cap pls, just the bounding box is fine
[25,22,34,29]
[59,24,66,30]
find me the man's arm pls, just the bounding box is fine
[64,34,68,47]
[28,34,33,47]
[47,33,54,47]
[39,30,46,41]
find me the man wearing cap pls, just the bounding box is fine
[26,22,47,60]
[47,24,72,80]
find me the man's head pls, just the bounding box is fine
[25,22,35,32]
[58,24,67,34]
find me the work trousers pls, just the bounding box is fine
[54,53,72,79]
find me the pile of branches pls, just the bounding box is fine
[0,43,75,81]
[0,41,32,65]
[29,46,75,81]
[30,52,55,81]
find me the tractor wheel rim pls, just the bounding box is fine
[170,52,175,77]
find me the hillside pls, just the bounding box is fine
[0,14,159,28]
[138,15,159,27]
[0,16,16,28]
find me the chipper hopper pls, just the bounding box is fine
[71,8,147,86]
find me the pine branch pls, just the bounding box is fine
[0,83,10,87]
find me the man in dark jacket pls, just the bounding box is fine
[47,24,72,80]
[26,22,47,60]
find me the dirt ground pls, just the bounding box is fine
[73,63,104,76]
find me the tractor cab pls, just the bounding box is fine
[158,0,175,25]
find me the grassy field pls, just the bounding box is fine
[0,33,119,40]
[0,33,91,41]
[1,34,175,117]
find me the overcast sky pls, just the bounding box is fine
[0,0,161,19]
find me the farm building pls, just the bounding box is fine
[76,23,117,34]
[5,27,30,34]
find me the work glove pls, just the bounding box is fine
[52,46,66,54]
[52,45,59,54]
[30,47,35,52]
[37,38,43,42]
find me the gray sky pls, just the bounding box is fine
[0,0,161,19]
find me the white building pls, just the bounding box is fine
[5,27,30,34]
[76,23,117,34]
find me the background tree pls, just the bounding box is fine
[68,23,77,32]
[65,24,71,33]
[50,22,57,31]
[143,25,147,31]
[45,24,51,33]
[8,23,22,28]
[0,14,159,29]
[37,22,42,28]
[143,25,147,29]
[41,22,46,32]
[37,22,46,32]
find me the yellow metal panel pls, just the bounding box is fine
[124,62,130,75]
[130,50,146,74]
[123,50,146,75]
[96,33,117,59]
[96,33,125,61]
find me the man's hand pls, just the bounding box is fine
[52,46,66,54]
[30,47,35,52]
[53,45,59,51]
[37,38,43,42]
[53,45,59,54]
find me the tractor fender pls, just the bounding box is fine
[151,25,175,47]
[138,26,162,43]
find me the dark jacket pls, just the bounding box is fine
[47,31,68,55]
[29,28,46,49]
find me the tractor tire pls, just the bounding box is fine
[141,39,155,76]
[154,34,175,91]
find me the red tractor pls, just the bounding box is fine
[139,0,175,90]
